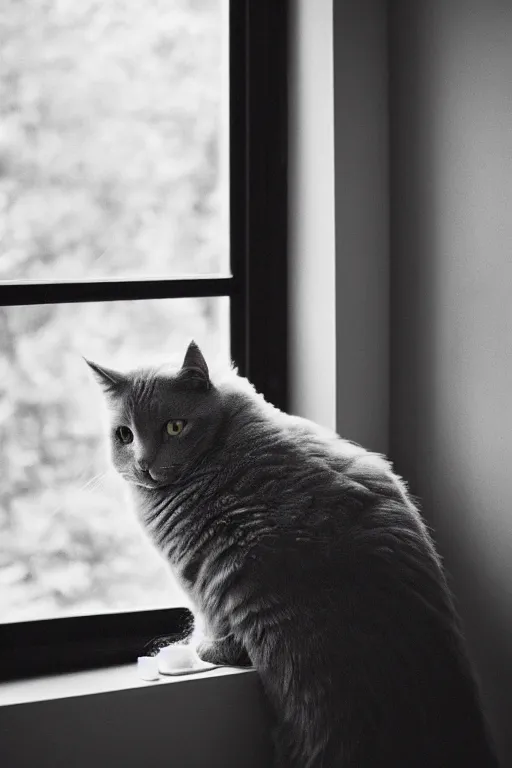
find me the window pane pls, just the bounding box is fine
[0,297,229,623]
[0,0,229,281]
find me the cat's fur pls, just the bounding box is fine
[87,341,499,767]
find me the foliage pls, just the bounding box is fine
[0,0,228,622]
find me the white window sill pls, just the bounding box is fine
[0,662,250,708]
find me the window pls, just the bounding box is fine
[0,0,288,680]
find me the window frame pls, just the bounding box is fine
[0,0,288,681]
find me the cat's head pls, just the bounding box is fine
[86,341,224,490]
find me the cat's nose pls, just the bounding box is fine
[137,458,150,473]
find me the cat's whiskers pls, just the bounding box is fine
[41,471,111,536]
[76,470,110,494]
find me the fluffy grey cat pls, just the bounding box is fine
[87,341,499,768]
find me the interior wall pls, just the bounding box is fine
[389,1,512,762]
[333,0,389,454]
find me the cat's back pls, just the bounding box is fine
[271,407,394,472]
[258,409,413,513]
[223,376,396,488]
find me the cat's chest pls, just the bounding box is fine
[139,484,263,601]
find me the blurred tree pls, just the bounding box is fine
[0,0,228,622]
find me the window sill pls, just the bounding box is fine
[0,661,250,708]
[0,664,274,768]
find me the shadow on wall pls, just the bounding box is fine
[389,0,512,764]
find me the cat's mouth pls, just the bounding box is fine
[139,474,174,490]
[137,479,170,490]
[121,468,182,490]
[119,471,172,490]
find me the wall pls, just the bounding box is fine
[288,0,336,431]
[389,0,512,762]
[333,0,390,454]
[288,0,389,448]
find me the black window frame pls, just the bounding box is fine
[0,0,288,682]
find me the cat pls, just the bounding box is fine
[87,340,499,768]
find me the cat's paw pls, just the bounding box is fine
[195,640,225,665]
[195,636,252,667]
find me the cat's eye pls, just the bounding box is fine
[116,425,133,444]
[166,419,186,436]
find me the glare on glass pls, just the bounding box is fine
[0,0,230,281]
[0,297,230,623]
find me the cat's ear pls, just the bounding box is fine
[177,340,210,390]
[84,358,127,396]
